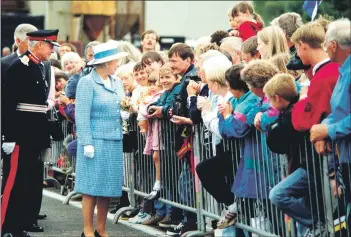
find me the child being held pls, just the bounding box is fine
[137,72,164,133]
[230,2,264,41]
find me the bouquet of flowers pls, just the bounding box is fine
[120,97,133,134]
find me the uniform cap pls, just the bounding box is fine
[27,29,60,47]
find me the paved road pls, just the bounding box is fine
[31,195,157,237]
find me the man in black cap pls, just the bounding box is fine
[1,29,59,237]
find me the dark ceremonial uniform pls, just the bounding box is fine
[1,29,59,236]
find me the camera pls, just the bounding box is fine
[183,75,201,86]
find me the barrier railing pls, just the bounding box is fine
[44,109,77,202]
[48,111,350,237]
[112,115,350,237]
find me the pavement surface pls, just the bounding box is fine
[30,191,164,237]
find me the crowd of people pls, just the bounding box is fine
[1,1,351,237]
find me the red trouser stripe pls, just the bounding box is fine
[1,145,20,227]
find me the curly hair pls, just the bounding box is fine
[210,30,229,46]
[240,59,279,88]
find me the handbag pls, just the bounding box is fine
[48,107,64,141]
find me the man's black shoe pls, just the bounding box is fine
[37,214,47,220]
[24,224,44,232]
[21,231,32,237]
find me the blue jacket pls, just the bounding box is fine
[246,96,282,188]
[322,55,351,164]
[75,69,125,145]
[218,91,271,198]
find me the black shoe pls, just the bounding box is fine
[81,232,86,237]
[37,214,47,220]
[109,202,126,214]
[94,230,102,237]
[144,190,160,201]
[21,231,32,237]
[24,224,44,232]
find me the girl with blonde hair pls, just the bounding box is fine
[257,26,289,59]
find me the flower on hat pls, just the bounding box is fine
[20,55,30,66]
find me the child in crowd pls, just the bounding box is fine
[269,53,301,78]
[141,75,164,201]
[55,72,68,99]
[263,73,301,172]
[229,1,264,41]
[240,36,260,63]
[227,8,239,36]
[257,26,289,60]
[133,63,150,132]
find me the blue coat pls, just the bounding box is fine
[219,91,272,198]
[74,69,125,197]
[322,55,351,164]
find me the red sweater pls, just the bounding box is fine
[292,62,340,131]
[238,21,263,41]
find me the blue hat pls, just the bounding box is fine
[87,42,128,66]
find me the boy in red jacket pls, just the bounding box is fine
[291,20,339,133]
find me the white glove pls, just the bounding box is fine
[120,111,130,120]
[84,145,94,159]
[2,142,16,155]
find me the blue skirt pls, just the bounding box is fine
[74,139,123,197]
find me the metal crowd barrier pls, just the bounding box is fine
[43,109,78,203]
[113,115,350,237]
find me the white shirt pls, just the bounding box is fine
[102,78,111,89]
[312,58,330,76]
[202,91,233,155]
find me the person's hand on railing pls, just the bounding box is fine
[218,101,233,119]
[310,124,329,142]
[314,140,332,155]
[254,112,263,132]
[147,106,163,119]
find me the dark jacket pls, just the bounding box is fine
[3,51,51,149]
[149,83,183,119]
[188,84,209,124]
[1,53,18,139]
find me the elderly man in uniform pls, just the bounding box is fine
[1,29,59,237]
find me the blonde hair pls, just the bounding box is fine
[203,56,232,87]
[241,59,280,88]
[115,62,136,79]
[291,17,330,49]
[159,63,180,81]
[269,53,301,78]
[263,73,298,101]
[257,26,289,59]
[199,43,220,55]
